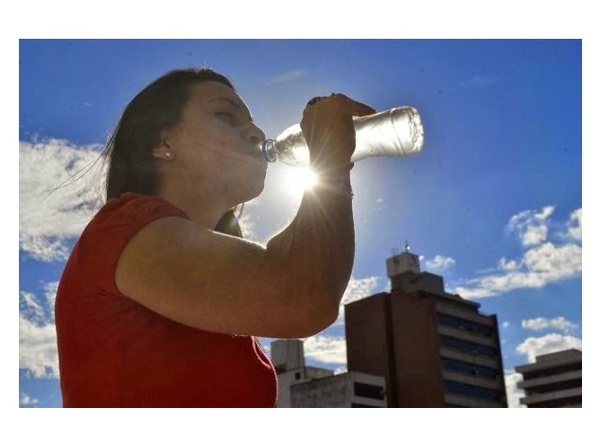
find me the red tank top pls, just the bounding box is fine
[55,193,277,407]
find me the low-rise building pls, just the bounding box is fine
[271,339,386,408]
[515,348,582,407]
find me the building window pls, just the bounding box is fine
[441,357,498,379]
[439,335,497,357]
[528,396,582,408]
[295,372,301,380]
[354,382,385,400]
[438,313,495,337]
[445,403,467,408]
[524,378,582,395]
[523,362,582,380]
[444,381,502,402]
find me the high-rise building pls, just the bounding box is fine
[345,246,508,407]
[515,348,582,407]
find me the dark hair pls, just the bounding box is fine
[103,67,242,237]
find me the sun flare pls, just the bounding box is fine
[283,167,319,193]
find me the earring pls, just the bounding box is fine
[164,152,172,159]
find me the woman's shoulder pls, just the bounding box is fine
[69,193,190,288]
[77,192,189,249]
[96,192,188,224]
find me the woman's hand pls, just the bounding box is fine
[300,93,375,172]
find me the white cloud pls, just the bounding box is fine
[522,225,548,247]
[497,257,519,271]
[305,277,380,371]
[19,393,40,407]
[504,370,525,408]
[522,242,581,274]
[19,314,59,378]
[567,208,582,241]
[300,336,531,408]
[522,316,578,333]
[424,255,455,272]
[507,206,554,247]
[302,335,347,365]
[450,206,581,298]
[19,140,104,261]
[19,236,72,262]
[335,275,380,324]
[302,276,379,366]
[516,333,582,363]
[340,275,380,306]
[19,291,45,323]
[44,281,59,322]
[20,281,61,379]
[453,245,581,298]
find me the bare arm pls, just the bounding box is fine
[115,94,375,338]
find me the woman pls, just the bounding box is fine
[55,68,375,407]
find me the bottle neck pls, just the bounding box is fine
[260,139,277,162]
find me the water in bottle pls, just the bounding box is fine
[260,106,424,167]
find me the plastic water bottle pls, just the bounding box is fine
[260,106,424,167]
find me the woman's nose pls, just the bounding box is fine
[247,122,266,144]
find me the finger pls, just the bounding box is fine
[333,94,377,116]
[306,95,328,107]
[326,93,377,116]
[350,101,377,117]
[304,93,376,121]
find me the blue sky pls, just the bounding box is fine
[18,38,583,411]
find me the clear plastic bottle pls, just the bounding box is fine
[259,106,424,167]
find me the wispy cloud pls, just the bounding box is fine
[19,140,104,261]
[265,69,306,86]
[460,75,500,87]
[450,206,581,298]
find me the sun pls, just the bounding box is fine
[283,167,319,193]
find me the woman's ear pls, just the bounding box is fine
[152,139,175,160]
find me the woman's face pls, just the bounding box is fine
[159,80,267,203]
